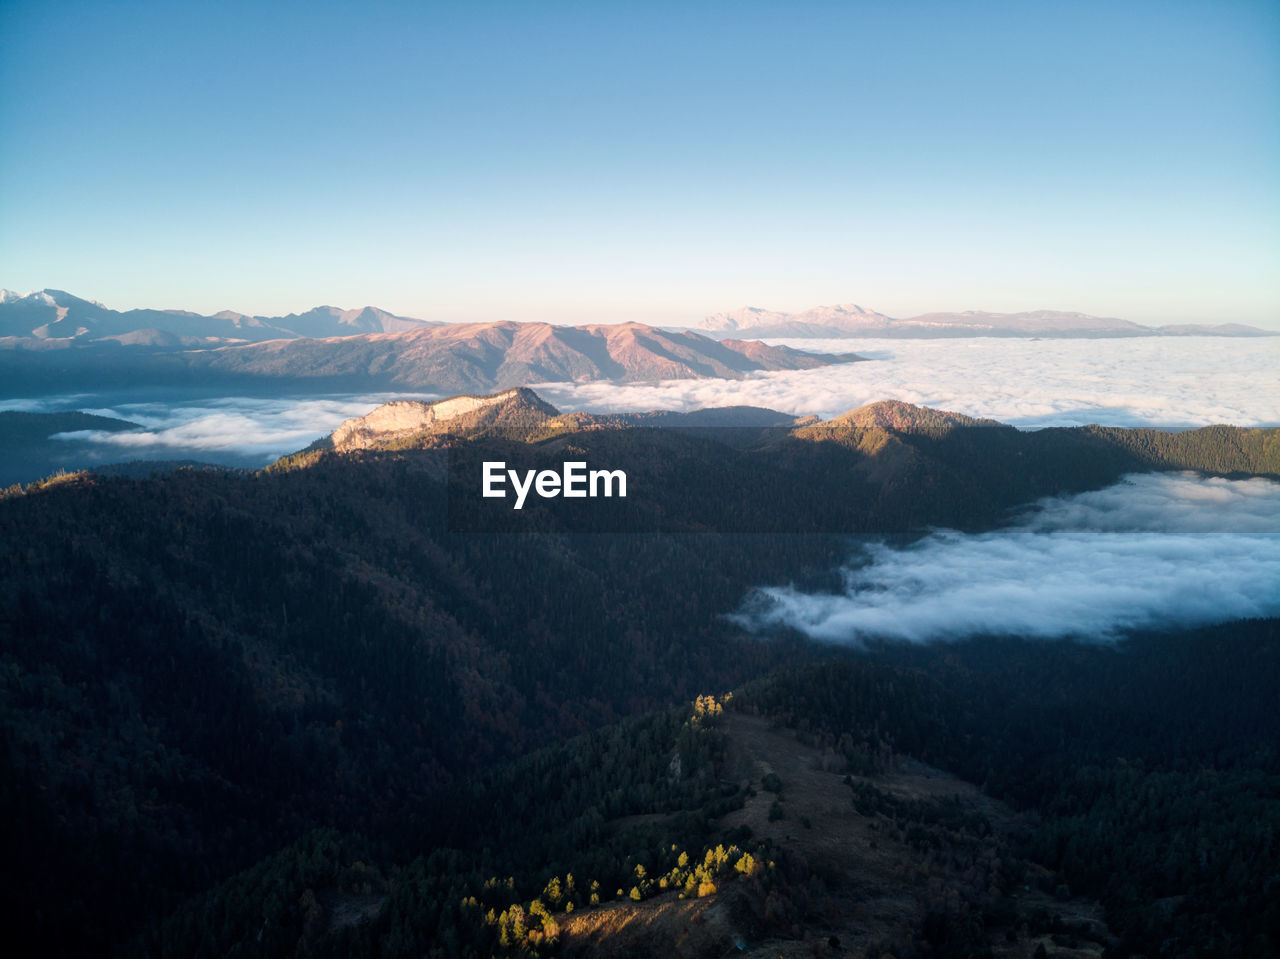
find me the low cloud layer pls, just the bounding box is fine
[536,336,1280,427]
[734,472,1280,645]
[44,392,436,465]
[6,337,1276,473]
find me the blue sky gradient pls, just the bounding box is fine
[2,0,1276,326]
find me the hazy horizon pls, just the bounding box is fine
[3,284,1278,334]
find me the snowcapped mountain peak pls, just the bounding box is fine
[699,305,792,332]
[0,289,101,308]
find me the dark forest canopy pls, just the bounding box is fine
[1,395,1278,957]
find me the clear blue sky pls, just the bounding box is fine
[2,0,1277,327]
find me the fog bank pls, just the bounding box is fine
[734,472,1280,644]
[537,336,1279,427]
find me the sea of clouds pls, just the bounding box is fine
[732,472,1280,645]
[8,391,438,468]
[1,336,1275,468]
[537,336,1280,427]
[5,342,1271,643]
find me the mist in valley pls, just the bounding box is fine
[734,472,1280,644]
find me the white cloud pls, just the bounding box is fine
[733,472,1280,644]
[14,336,1279,473]
[0,393,100,412]
[49,392,438,463]
[535,336,1280,427]
[1018,472,1280,534]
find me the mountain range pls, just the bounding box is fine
[3,290,1273,350]
[198,321,854,388]
[0,314,858,395]
[697,302,1277,338]
[0,289,438,345]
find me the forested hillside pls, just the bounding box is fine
[124,622,1280,959]
[0,459,837,955]
[2,397,1277,956]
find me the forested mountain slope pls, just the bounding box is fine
[125,622,1280,959]
[2,392,1277,956]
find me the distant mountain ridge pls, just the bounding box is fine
[702,303,898,337]
[5,289,1272,344]
[0,289,439,344]
[0,290,860,395]
[697,302,1277,338]
[0,315,860,396]
[196,321,859,392]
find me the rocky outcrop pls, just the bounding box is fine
[329,388,559,451]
